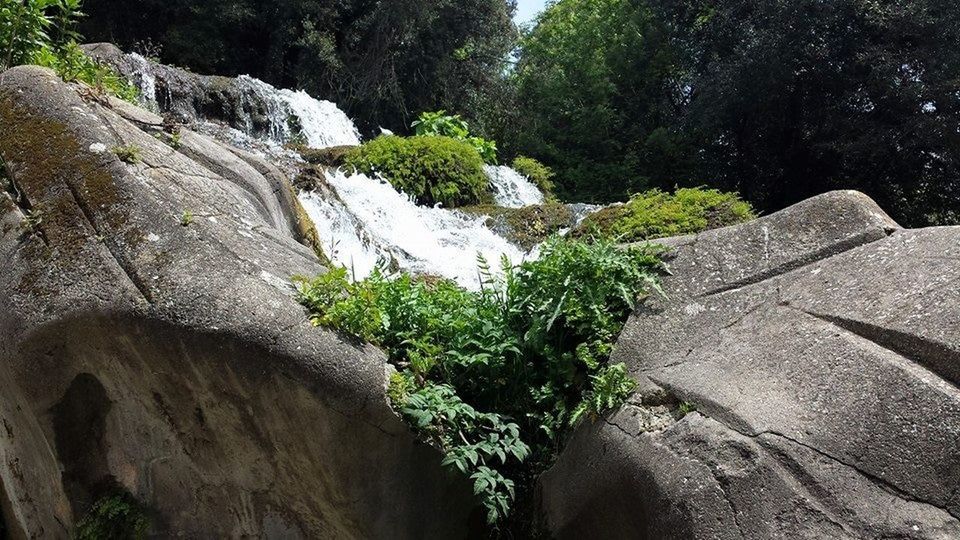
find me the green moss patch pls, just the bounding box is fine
[344,135,490,208]
[575,187,756,242]
[460,202,574,250]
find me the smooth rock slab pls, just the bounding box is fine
[541,191,960,539]
[0,66,476,538]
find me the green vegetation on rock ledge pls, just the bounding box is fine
[412,111,498,164]
[460,202,573,250]
[1,0,138,102]
[295,236,666,527]
[577,187,756,242]
[74,492,150,540]
[344,135,490,208]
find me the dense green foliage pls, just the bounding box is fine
[577,188,756,242]
[504,0,678,202]
[75,493,149,540]
[412,110,498,164]
[295,237,666,525]
[344,135,490,208]
[1,0,137,100]
[511,156,555,196]
[503,0,960,225]
[79,0,516,134]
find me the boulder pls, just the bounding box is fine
[0,66,476,538]
[540,191,960,539]
[82,43,285,139]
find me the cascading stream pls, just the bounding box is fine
[116,50,595,288]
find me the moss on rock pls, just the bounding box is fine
[461,201,574,249]
[575,187,756,242]
[344,136,491,208]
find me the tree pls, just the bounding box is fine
[79,0,518,135]
[508,0,960,225]
[507,0,685,202]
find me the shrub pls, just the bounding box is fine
[577,187,756,242]
[1,0,138,102]
[344,135,490,208]
[295,236,667,526]
[411,110,498,164]
[511,156,555,196]
[75,493,150,540]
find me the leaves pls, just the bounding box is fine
[294,236,666,526]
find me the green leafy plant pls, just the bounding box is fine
[111,145,141,164]
[1,0,138,102]
[179,209,193,227]
[411,111,498,164]
[577,187,756,242]
[511,156,555,196]
[74,492,150,540]
[344,135,490,208]
[295,236,667,526]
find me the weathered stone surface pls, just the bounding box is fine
[0,66,475,538]
[540,191,960,539]
[82,43,283,139]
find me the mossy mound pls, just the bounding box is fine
[344,136,490,208]
[575,187,756,241]
[293,145,358,168]
[511,156,555,197]
[461,201,574,249]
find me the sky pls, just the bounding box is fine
[514,0,549,25]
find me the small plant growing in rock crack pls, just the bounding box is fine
[180,210,194,227]
[678,401,698,417]
[295,236,668,529]
[112,145,142,164]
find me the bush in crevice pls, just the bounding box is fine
[344,135,491,208]
[576,187,756,242]
[74,492,150,540]
[295,236,667,527]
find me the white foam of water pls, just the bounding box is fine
[485,165,545,208]
[127,53,159,112]
[279,89,361,148]
[299,170,531,289]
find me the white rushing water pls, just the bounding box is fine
[300,170,532,289]
[121,51,594,287]
[485,165,545,208]
[234,76,361,148]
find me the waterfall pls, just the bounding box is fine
[485,165,545,208]
[299,170,531,289]
[107,49,599,288]
[119,52,359,149]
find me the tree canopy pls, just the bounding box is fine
[80,0,517,134]
[506,0,960,225]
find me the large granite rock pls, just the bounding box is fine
[81,43,286,139]
[540,191,960,538]
[0,66,476,538]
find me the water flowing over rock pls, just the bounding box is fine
[485,165,545,208]
[0,66,478,538]
[83,43,360,149]
[299,170,531,289]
